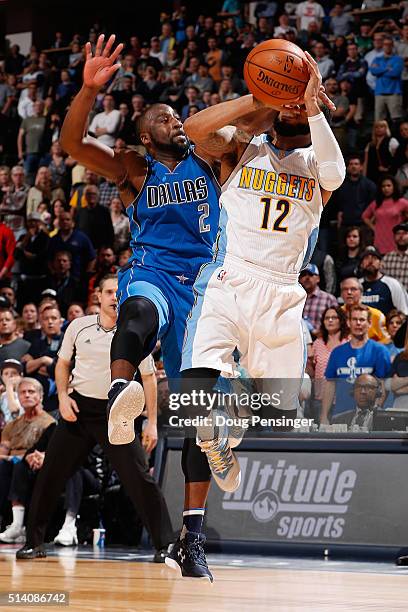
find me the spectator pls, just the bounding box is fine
[0,285,18,317]
[311,306,349,419]
[44,251,80,317]
[24,305,63,410]
[313,42,335,80]
[109,197,130,252]
[395,143,408,198]
[332,35,348,71]
[21,304,39,334]
[337,42,368,123]
[385,328,408,409]
[4,45,25,76]
[66,303,85,322]
[340,276,389,343]
[0,309,30,362]
[360,246,408,315]
[99,178,120,209]
[396,23,408,108]
[159,68,186,112]
[365,33,384,94]
[55,69,77,114]
[137,66,164,105]
[331,373,382,429]
[324,78,353,152]
[273,14,297,39]
[116,104,135,144]
[329,2,354,37]
[88,246,118,300]
[384,309,405,360]
[0,165,29,239]
[218,78,239,102]
[181,86,205,121]
[362,175,408,254]
[205,37,225,83]
[336,226,367,282]
[14,212,49,306]
[69,168,99,210]
[44,141,73,197]
[26,167,65,217]
[310,246,337,295]
[300,264,338,336]
[0,220,16,281]
[17,101,46,185]
[17,83,41,121]
[149,36,165,65]
[370,36,404,126]
[88,94,120,148]
[322,305,391,423]
[337,78,358,151]
[0,359,24,426]
[363,120,399,183]
[382,223,408,291]
[48,211,96,281]
[296,0,325,33]
[0,377,55,543]
[334,156,377,231]
[74,185,114,250]
[184,62,214,94]
[136,41,163,75]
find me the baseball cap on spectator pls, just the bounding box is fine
[393,223,408,233]
[141,41,149,48]
[300,264,319,276]
[151,36,160,43]
[41,288,57,299]
[360,245,382,260]
[27,212,42,222]
[0,359,23,375]
[0,295,11,309]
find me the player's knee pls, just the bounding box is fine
[111,297,159,365]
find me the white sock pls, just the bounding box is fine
[110,379,128,390]
[11,506,25,529]
[62,511,76,529]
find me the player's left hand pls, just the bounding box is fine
[303,51,336,112]
[142,420,158,454]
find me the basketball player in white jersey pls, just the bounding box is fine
[181,52,345,489]
[165,53,344,582]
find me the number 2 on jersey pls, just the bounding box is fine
[260,198,291,232]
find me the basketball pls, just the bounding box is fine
[244,39,309,106]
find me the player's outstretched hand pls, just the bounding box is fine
[303,51,336,113]
[84,34,123,90]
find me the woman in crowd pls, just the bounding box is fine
[109,196,130,253]
[0,166,11,203]
[384,309,405,361]
[311,306,349,421]
[362,175,408,254]
[46,141,74,197]
[21,303,40,333]
[363,120,399,183]
[336,226,366,282]
[49,198,70,237]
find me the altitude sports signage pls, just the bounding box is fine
[162,449,408,547]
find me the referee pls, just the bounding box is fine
[16,274,173,561]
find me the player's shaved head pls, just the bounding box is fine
[137,104,189,156]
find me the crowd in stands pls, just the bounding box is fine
[1,0,408,543]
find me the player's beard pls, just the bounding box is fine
[152,135,190,156]
[274,118,311,137]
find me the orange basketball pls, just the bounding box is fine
[244,39,309,106]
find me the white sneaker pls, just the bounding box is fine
[198,437,241,493]
[0,524,26,543]
[54,523,78,546]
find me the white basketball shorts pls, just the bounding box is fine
[181,254,307,380]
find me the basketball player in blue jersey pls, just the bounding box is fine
[60,34,283,581]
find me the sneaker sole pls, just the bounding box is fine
[165,557,213,582]
[108,381,145,445]
[213,463,242,493]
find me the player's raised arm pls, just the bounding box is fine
[183,94,278,161]
[60,34,144,187]
[303,51,346,196]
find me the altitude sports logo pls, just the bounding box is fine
[222,457,357,540]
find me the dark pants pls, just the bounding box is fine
[26,391,173,550]
[65,467,101,515]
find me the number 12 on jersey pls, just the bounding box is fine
[260,198,292,232]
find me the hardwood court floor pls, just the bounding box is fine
[0,547,407,612]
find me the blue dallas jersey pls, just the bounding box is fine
[126,149,220,277]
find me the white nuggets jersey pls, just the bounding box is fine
[214,134,323,275]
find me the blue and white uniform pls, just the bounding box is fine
[182,135,324,383]
[117,148,220,378]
